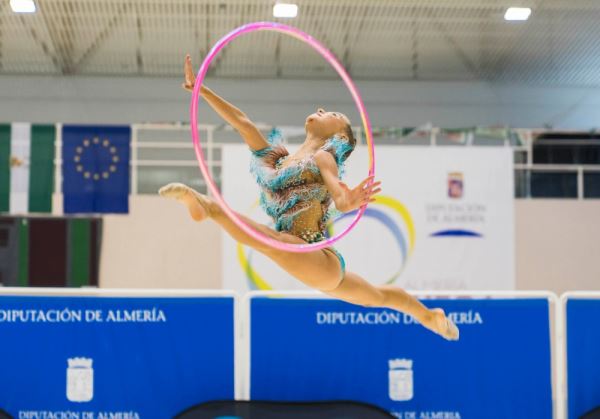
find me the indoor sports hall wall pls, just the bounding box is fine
[99,195,222,289]
[2,75,600,292]
[98,196,600,294]
[0,75,599,129]
[515,200,600,294]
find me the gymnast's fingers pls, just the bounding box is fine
[364,181,382,191]
[361,196,374,205]
[362,187,381,198]
[184,54,195,86]
[358,175,375,189]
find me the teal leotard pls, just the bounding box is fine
[250,129,352,279]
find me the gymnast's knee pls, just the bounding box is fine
[358,291,385,308]
[349,288,386,308]
[315,275,346,293]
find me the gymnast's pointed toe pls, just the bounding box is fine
[432,308,460,341]
[158,182,190,199]
[444,317,460,341]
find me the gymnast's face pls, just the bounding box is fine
[305,108,351,140]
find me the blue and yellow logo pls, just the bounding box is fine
[237,195,415,290]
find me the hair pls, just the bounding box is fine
[340,122,357,162]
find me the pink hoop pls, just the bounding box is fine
[191,21,375,253]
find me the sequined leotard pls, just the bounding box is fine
[250,129,353,278]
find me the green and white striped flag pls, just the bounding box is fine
[0,123,56,213]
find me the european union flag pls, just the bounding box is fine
[62,125,130,213]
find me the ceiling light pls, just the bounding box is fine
[504,7,531,21]
[273,3,298,18]
[10,0,36,13]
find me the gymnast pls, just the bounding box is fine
[160,54,459,341]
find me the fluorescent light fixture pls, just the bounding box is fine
[504,7,531,21]
[273,3,298,18]
[10,0,36,13]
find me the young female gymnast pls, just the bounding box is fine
[160,54,459,341]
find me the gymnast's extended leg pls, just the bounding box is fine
[159,183,342,286]
[160,182,458,340]
[321,271,458,339]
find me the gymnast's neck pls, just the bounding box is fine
[298,133,327,155]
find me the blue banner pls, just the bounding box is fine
[62,126,130,213]
[0,295,234,417]
[566,298,600,419]
[250,297,553,419]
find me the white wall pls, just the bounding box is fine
[1,75,599,129]
[515,200,600,294]
[101,196,600,293]
[99,195,221,289]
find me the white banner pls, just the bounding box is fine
[222,145,514,292]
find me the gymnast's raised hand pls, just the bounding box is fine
[159,54,459,341]
[182,54,195,92]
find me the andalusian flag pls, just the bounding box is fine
[0,123,56,214]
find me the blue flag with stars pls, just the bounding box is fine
[62,125,130,213]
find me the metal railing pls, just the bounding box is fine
[127,123,600,199]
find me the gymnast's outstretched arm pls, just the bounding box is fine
[182,54,269,151]
[314,150,381,212]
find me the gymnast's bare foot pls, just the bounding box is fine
[428,308,460,341]
[159,182,213,222]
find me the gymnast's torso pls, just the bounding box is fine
[250,131,352,244]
